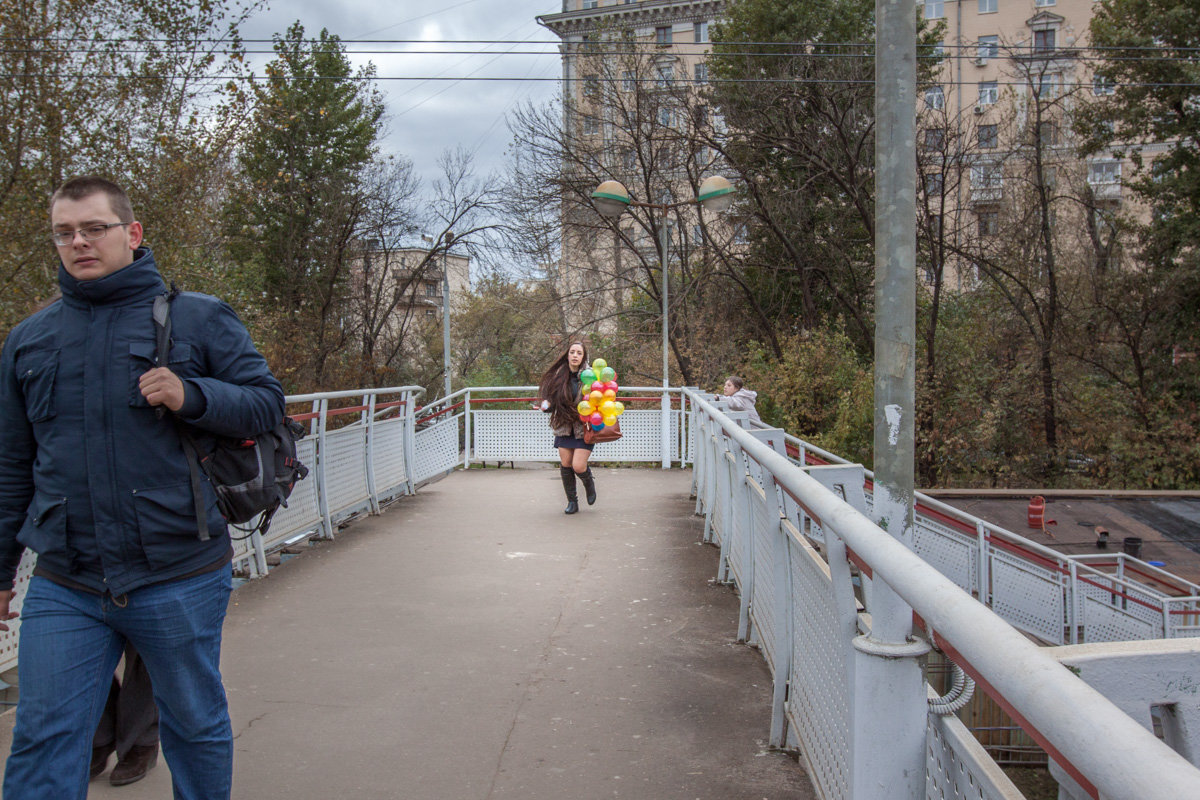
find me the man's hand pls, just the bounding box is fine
[139,367,185,412]
[0,590,18,632]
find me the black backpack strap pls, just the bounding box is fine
[153,287,209,542]
[177,425,211,542]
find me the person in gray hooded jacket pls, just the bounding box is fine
[0,176,284,800]
[723,375,762,424]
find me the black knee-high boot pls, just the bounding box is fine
[578,468,597,506]
[560,466,579,514]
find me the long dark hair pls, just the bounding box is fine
[539,340,589,430]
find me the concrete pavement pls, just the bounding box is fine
[1,467,814,799]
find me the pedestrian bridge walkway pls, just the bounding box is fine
[3,386,1200,799]
[2,467,813,799]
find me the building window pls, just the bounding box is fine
[978,35,999,60]
[1093,74,1115,95]
[694,21,709,42]
[583,0,598,8]
[656,65,674,87]
[425,309,436,316]
[693,104,709,128]
[925,86,945,109]
[658,107,675,127]
[978,0,997,13]
[1038,121,1060,145]
[978,81,999,105]
[1035,73,1060,99]
[582,115,599,135]
[692,224,704,245]
[1088,160,1121,185]
[978,124,998,148]
[978,211,1000,236]
[425,283,438,297]
[924,128,946,151]
[1033,29,1056,54]
[694,62,708,83]
[584,74,599,98]
[924,0,945,18]
[972,163,1003,189]
[1035,0,1056,6]
[926,172,944,195]
[622,70,636,91]
[656,26,672,45]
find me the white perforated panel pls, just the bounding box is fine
[914,516,979,596]
[989,550,1066,644]
[372,416,409,495]
[1076,577,1162,642]
[414,415,461,484]
[926,711,1025,800]
[324,425,371,521]
[749,483,779,666]
[787,534,852,800]
[472,410,678,463]
[0,549,35,675]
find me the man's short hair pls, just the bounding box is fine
[49,176,134,223]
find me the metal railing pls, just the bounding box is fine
[685,389,1200,800]
[3,384,1199,800]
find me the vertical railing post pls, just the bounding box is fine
[977,521,989,603]
[365,392,380,515]
[660,389,672,469]
[404,390,418,496]
[717,435,735,582]
[315,397,335,540]
[765,472,794,748]
[732,443,754,643]
[463,389,472,469]
[1068,560,1080,645]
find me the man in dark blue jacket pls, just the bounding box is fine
[0,176,285,799]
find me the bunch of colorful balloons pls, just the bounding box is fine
[576,358,625,432]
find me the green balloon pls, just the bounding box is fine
[581,369,597,384]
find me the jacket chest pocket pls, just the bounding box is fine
[16,349,59,423]
[129,341,194,408]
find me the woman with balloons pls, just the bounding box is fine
[536,341,598,514]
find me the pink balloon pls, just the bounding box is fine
[590,412,603,425]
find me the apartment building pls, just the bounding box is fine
[920,0,1138,287]
[537,0,727,333]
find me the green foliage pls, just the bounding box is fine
[222,22,385,387]
[736,330,874,464]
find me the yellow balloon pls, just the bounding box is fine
[577,401,593,416]
[603,388,617,400]
[600,399,616,413]
[614,401,625,415]
[592,358,608,372]
[589,390,603,405]
[602,414,617,426]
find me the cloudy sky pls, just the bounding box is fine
[239,0,566,187]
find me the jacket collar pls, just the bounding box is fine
[59,248,167,308]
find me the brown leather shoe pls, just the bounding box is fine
[109,744,158,786]
[90,743,115,780]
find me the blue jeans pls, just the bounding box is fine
[3,569,233,800]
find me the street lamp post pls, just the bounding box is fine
[441,232,455,400]
[591,176,734,468]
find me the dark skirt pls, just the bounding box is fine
[554,435,594,451]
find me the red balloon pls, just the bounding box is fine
[590,412,603,425]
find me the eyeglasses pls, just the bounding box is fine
[51,222,129,247]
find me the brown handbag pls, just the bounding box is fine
[584,419,622,444]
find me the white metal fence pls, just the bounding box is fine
[3,385,1199,800]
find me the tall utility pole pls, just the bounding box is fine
[851,0,930,798]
